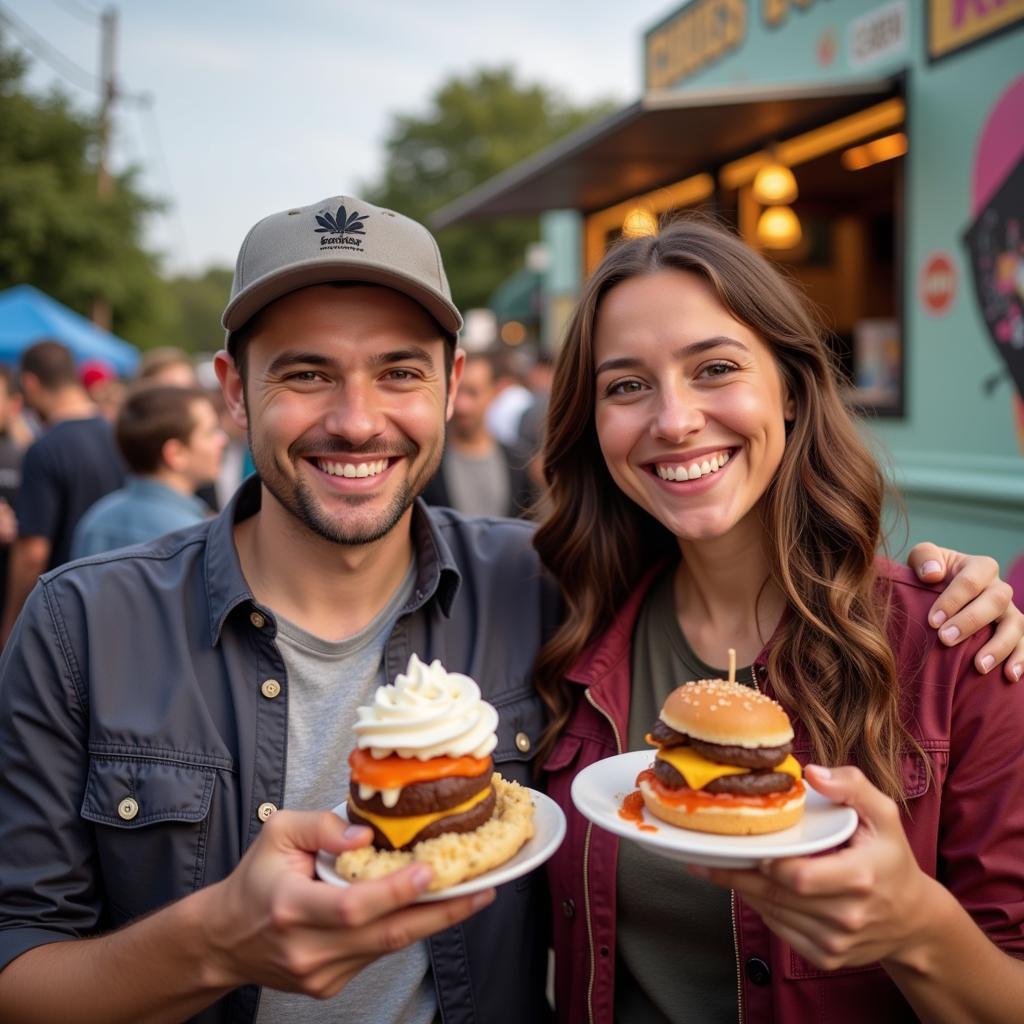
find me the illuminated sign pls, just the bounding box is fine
[927,0,1024,62]
[645,0,747,90]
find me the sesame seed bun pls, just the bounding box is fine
[660,679,794,749]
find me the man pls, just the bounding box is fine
[0,339,125,643]
[422,351,534,517]
[0,195,1018,1024]
[0,196,556,1024]
[0,367,25,625]
[72,386,226,558]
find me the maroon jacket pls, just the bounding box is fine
[544,561,1024,1023]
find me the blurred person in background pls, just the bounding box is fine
[136,345,199,388]
[0,367,26,626]
[421,351,534,517]
[79,358,126,424]
[0,340,125,643]
[484,347,533,446]
[512,351,555,494]
[135,346,225,512]
[72,386,227,559]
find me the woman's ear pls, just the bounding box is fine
[784,390,796,422]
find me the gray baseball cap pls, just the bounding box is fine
[222,194,463,350]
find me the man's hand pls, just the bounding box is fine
[201,809,495,999]
[907,543,1022,682]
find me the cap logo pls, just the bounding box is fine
[314,204,368,250]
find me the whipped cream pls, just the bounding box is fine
[354,654,499,762]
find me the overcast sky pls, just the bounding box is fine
[6,0,675,275]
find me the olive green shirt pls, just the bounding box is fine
[615,567,754,1024]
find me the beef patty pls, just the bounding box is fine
[649,720,793,769]
[349,784,497,851]
[653,757,796,796]
[349,760,493,817]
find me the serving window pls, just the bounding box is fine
[583,98,907,417]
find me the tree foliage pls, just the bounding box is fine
[364,67,612,311]
[0,35,174,347]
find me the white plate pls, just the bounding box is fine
[315,788,566,902]
[571,750,858,868]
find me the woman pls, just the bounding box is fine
[536,219,1024,1022]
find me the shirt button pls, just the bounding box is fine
[745,956,771,987]
[257,801,278,822]
[117,797,139,821]
[515,731,531,753]
[561,898,576,919]
[261,678,281,699]
[249,611,266,629]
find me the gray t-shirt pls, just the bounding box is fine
[254,560,437,1024]
[443,446,510,518]
[616,567,754,1024]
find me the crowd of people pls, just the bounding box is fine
[0,194,1022,1024]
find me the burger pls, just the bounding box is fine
[335,654,534,890]
[639,678,805,835]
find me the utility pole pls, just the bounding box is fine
[92,6,117,330]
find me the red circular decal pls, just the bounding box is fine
[920,253,957,316]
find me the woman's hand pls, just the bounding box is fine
[907,544,1023,682]
[691,765,946,972]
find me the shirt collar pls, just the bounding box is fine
[203,477,461,644]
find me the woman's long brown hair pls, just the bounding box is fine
[533,219,922,802]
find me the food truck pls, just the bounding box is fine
[436,0,1024,576]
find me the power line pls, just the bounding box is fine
[48,0,100,26]
[136,99,192,267]
[0,1,101,94]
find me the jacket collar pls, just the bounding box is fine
[204,476,461,644]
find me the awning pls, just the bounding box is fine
[0,285,139,376]
[488,268,543,321]
[433,77,901,229]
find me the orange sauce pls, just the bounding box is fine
[348,748,491,789]
[637,768,804,811]
[618,788,658,832]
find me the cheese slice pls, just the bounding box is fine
[351,784,492,850]
[655,747,803,791]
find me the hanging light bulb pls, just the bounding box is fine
[757,205,802,249]
[752,161,798,205]
[622,207,658,238]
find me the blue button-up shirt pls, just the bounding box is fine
[71,475,211,559]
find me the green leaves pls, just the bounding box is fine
[363,67,612,312]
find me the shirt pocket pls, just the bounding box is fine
[491,691,548,783]
[80,756,216,924]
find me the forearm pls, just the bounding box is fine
[1,542,48,644]
[884,880,1024,1024]
[0,885,235,1024]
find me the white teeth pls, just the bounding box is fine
[317,458,388,478]
[655,450,733,483]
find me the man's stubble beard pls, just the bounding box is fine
[249,429,446,547]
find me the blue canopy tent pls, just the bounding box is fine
[0,285,140,377]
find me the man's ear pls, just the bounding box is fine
[161,436,187,474]
[214,349,248,431]
[445,347,466,422]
